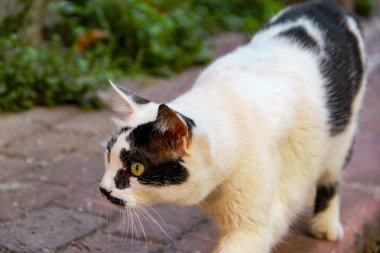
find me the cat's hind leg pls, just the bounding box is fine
[310,126,356,241]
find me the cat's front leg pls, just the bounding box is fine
[201,177,275,253]
[214,229,272,253]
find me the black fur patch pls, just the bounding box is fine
[118,126,131,134]
[125,120,191,186]
[128,122,156,149]
[268,1,364,136]
[106,135,117,151]
[278,26,320,52]
[119,148,133,167]
[99,187,125,207]
[138,158,189,186]
[106,127,131,162]
[314,183,338,214]
[112,106,195,187]
[114,169,130,189]
[117,85,150,105]
[343,137,356,169]
[120,144,189,187]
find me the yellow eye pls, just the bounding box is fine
[107,149,111,163]
[131,162,145,176]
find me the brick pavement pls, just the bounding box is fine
[0,17,380,253]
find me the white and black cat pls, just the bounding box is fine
[99,1,366,252]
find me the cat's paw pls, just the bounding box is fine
[310,218,344,241]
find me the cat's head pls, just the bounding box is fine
[100,82,210,209]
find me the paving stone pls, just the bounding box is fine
[53,109,115,136]
[0,207,105,253]
[106,204,207,243]
[359,64,380,135]
[364,16,380,72]
[62,231,165,253]
[210,32,248,59]
[274,187,380,253]
[58,183,119,217]
[0,114,45,150]
[344,132,380,186]
[18,154,104,190]
[0,180,66,222]
[339,187,380,250]
[0,107,80,149]
[139,68,202,103]
[0,155,33,181]
[6,130,103,161]
[273,231,335,253]
[20,106,81,126]
[175,221,218,253]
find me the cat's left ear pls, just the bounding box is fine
[155,104,193,157]
[109,80,151,117]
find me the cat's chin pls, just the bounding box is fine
[100,187,134,209]
[109,198,140,210]
[106,197,139,210]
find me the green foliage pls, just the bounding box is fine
[0,0,34,37]
[354,0,374,17]
[0,35,109,112]
[50,0,282,74]
[50,0,210,75]
[0,0,282,112]
[193,0,282,33]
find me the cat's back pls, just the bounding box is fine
[187,1,366,138]
[254,0,366,135]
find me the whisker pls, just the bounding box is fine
[88,124,110,141]
[106,205,112,253]
[138,205,179,249]
[116,209,125,253]
[131,210,141,253]
[121,209,131,252]
[133,209,148,253]
[84,176,101,186]
[129,210,134,253]
[144,205,170,234]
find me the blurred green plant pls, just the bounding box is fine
[193,0,282,33]
[0,0,34,37]
[0,34,110,111]
[48,0,211,75]
[354,0,374,17]
[0,0,282,112]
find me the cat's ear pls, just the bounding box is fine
[109,80,151,117]
[155,104,191,157]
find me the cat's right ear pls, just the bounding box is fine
[109,80,151,117]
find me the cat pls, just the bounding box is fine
[99,1,366,252]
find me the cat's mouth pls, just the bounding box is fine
[99,187,125,207]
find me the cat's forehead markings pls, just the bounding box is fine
[118,126,131,135]
[107,127,132,153]
[112,134,131,158]
[106,135,117,151]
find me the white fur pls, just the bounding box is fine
[100,12,366,253]
[310,194,344,241]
